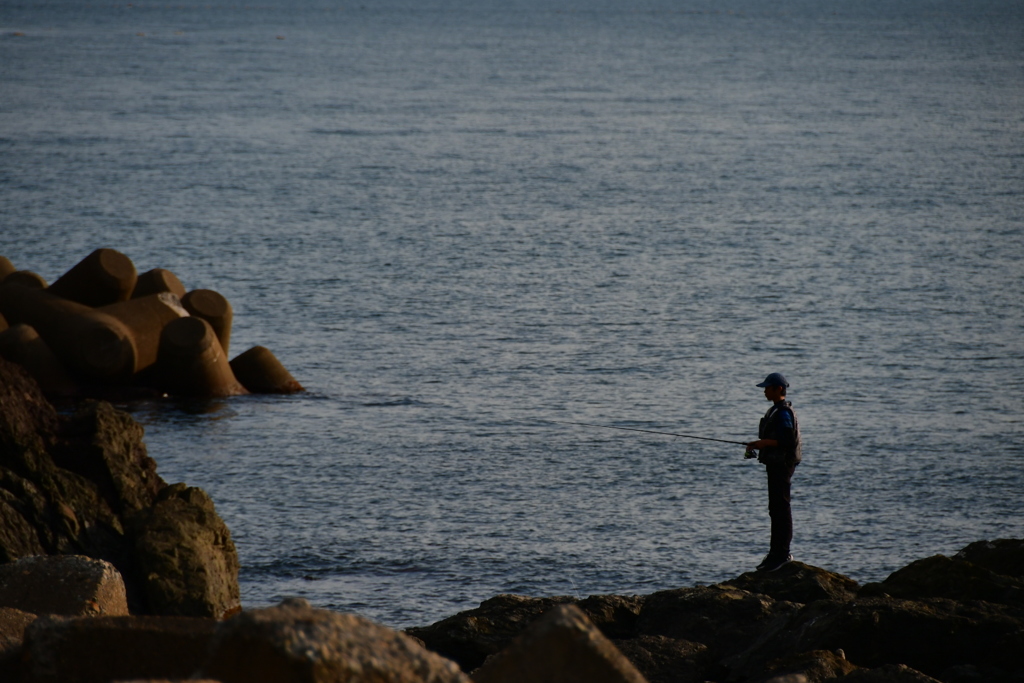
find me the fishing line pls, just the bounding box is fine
[546,420,747,446]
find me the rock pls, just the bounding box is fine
[634,585,800,660]
[0,357,125,563]
[842,663,943,683]
[757,649,858,683]
[721,561,859,604]
[131,483,240,619]
[0,606,37,683]
[57,400,165,515]
[0,554,128,617]
[47,248,137,307]
[21,614,217,683]
[611,635,708,683]
[861,554,1024,606]
[0,605,37,654]
[724,595,1024,682]
[576,594,645,639]
[406,594,577,672]
[1,357,241,618]
[0,491,47,560]
[200,597,471,683]
[471,604,648,683]
[954,538,1024,579]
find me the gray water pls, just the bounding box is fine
[2,0,1023,629]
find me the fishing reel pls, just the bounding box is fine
[744,448,758,460]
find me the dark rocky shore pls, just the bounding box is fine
[2,357,1022,682]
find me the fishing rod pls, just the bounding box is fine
[548,420,748,446]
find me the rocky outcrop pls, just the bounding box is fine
[410,546,1024,683]
[0,249,302,398]
[0,356,240,618]
[131,484,241,619]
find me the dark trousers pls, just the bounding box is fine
[765,460,797,557]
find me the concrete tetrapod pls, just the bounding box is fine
[98,293,189,373]
[156,316,247,397]
[0,255,15,282]
[0,284,137,383]
[230,345,304,394]
[4,270,48,289]
[133,267,187,300]
[47,247,137,307]
[0,323,79,398]
[181,289,233,356]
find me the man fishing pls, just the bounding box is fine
[745,372,802,572]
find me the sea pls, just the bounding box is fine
[1,0,1022,629]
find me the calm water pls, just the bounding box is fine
[2,0,1022,628]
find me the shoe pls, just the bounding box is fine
[756,553,793,572]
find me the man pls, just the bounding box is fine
[745,372,802,572]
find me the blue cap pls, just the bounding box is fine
[757,372,790,388]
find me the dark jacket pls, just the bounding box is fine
[758,400,801,466]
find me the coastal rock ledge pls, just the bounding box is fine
[2,356,1023,682]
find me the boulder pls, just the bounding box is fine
[1,606,37,654]
[756,649,858,683]
[954,538,1024,579]
[723,595,1024,682]
[576,594,645,639]
[842,664,944,683]
[405,594,576,672]
[56,400,165,515]
[610,635,708,683]
[200,598,471,683]
[0,357,125,563]
[0,606,37,682]
[131,483,241,619]
[0,554,128,617]
[471,604,648,683]
[860,554,1024,606]
[20,614,217,683]
[721,561,859,604]
[634,585,800,660]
